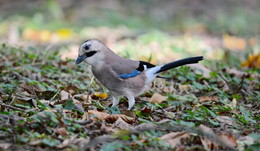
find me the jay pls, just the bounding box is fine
[76,39,203,110]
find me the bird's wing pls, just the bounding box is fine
[114,60,156,79]
[104,51,156,79]
[110,59,138,75]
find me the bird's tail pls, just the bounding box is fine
[155,56,203,74]
[145,56,203,84]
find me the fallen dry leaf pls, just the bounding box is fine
[178,84,192,92]
[14,96,37,108]
[101,121,116,133]
[73,103,85,112]
[159,131,190,148]
[74,94,92,103]
[218,134,237,148]
[121,110,136,118]
[242,53,260,68]
[237,136,255,148]
[29,140,42,146]
[199,124,237,148]
[20,83,42,93]
[163,87,171,93]
[113,117,133,130]
[87,110,109,120]
[105,114,135,124]
[200,136,219,150]
[199,124,214,135]
[215,116,237,126]
[199,96,218,103]
[39,99,55,106]
[53,127,68,136]
[133,123,156,132]
[74,138,90,150]
[60,90,71,101]
[63,85,79,95]
[57,115,66,128]
[148,93,167,104]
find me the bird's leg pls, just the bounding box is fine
[126,95,135,110]
[111,96,120,107]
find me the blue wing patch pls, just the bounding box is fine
[118,61,156,79]
[118,70,140,79]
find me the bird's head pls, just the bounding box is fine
[75,39,106,66]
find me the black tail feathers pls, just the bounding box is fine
[156,56,203,74]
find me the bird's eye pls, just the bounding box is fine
[84,44,90,50]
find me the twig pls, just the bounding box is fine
[11,71,25,81]
[218,72,229,84]
[0,102,25,111]
[9,95,16,105]
[0,102,38,113]
[50,90,60,101]
[0,114,25,122]
[156,106,175,119]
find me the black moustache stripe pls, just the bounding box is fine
[86,51,97,57]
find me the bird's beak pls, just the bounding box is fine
[75,54,87,64]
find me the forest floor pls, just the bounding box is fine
[0,30,259,151]
[0,1,259,150]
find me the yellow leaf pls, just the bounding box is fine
[93,92,108,99]
[56,28,72,40]
[257,54,260,68]
[241,60,249,67]
[242,53,260,68]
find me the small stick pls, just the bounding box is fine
[0,102,25,111]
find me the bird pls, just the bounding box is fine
[76,39,203,110]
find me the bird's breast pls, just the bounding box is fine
[92,68,123,91]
